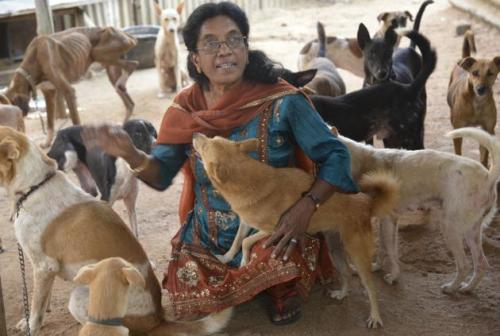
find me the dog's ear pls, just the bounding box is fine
[331,126,339,137]
[377,12,389,22]
[154,2,162,17]
[176,0,185,15]
[384,27,398,47]
[73,264,96,285]
[404,11,414,21]
[357,23,371,50]
[282,69,317,88]
[458,57,476,71]
[0,138,20,161]
[238,138,259,153]
[122,266,146,288]
[208,163,228,184]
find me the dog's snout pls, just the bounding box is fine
[169,28,175,33]
[476,85,487,96]
[377,69,389,80]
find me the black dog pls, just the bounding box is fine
[47,119,157,236]
[281,30,436,150]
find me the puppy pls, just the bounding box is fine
[447,30,500,167]
[374,10,413,41]
[154,0,188,97]
[47,119,157,236]
[339,127,500,293]
[193,133,401,328]
[0,126,231,335]
[297,22,345,97]
[74,257,146,336]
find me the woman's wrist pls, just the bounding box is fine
[126,150,149,172]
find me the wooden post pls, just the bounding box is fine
[0,275,7,336]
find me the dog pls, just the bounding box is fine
[297,0,433,77]
[283,30,436,150]
[337,127,500,293]
[447,30,500,167]
[74,257,146,336]
[47,119,157,237]
[192,133,401,328]
[4,27,139,148]
[0,126,231,335]
[297,22,345,97]
[154,0,188,97]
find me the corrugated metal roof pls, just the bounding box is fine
[0,0,103,19]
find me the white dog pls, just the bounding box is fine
[154,0,187,97]
[340,127,500,293]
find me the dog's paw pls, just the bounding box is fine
[39,141,51,149]
[15,318,30,332]
[215,254,231,264]
[367,314,383,329]
[440,282,458,294]
[383,273,398,285]
[458,282,474,294]
[328,288,349,301]
[371,262,382,272]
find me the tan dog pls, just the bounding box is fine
[374,10,413,42]
[192,133,401,329]
[74,257,146,336]
[0,94,25,132]
[338,127,500,293]
[447,30,500,167]
[5,27,138,148]
[0,126,230,335]
[297,22,345,97]
[154,0,188,97]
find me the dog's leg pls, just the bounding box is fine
[39,87,56,148]
[453,137,463,156]
[16,270,56,334]
[379,215,400,284]
[157,64,168,98]
[216,222,251,264]
[105,64,136,122]
[460,224,489,293]
[323,232,351,300]
[123,178,139,237]
[440,225,469,294]
[240,231,268,267]
[479,127,494,168]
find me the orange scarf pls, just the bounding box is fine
[157,79,299,144]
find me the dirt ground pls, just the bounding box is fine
[1,0,500,335]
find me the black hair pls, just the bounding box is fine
[183,2,285,89]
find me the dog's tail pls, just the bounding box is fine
[462,30,476,58]
[410,0,434,49]
[152,308,233,336]
[405,30,437,96]
[317,21,327,58]
[446,128,500,183]
[359,170,400,218]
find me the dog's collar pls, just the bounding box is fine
[87,316,124,327]
[12,172,56,220]
[15,67,37,99]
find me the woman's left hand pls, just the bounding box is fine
[263,197,316,261]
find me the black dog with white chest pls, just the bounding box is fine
[47,119,157,236]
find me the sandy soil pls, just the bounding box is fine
[1,0,500,335]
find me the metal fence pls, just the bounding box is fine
[82,0,295,28]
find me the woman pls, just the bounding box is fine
[82,2,358,325]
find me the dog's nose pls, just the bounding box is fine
[169,28,175,33]
[377,70,388,80]
[476,85,487,96]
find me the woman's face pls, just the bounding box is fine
[192,15,248,90]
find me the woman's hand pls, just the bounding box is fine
[263,196,316,261]
[81,124,137,161]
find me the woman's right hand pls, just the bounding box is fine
[81,124,137,160]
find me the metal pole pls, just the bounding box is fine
[0,275,7,336]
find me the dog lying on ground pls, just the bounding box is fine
[338,127,500,293]
[154,0,188,97]
[4,27,138,148]
[74,257,145,336]
[0,126,230,335]
[47,119,157,236]
[192,133,401,328]
[447,30,500,167]
[297,0,433,77]
[297,22,345,97]
[283,30,436,150]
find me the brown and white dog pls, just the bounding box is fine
[447,30,500,167]
[4,27,138,148]
[154,0,188,97]
[0,126,230,335]
[192,133,401,329]
[338,127,500,293]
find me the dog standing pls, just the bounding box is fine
[193,133,401,328]
[447,30,500,167]
[0,126,230,335]
[47,119,157,236]
[154,1,188,97]
[5,27,138,148]
[338,127,500,293]
[297,22,345,97]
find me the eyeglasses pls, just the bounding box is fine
[197,36,247,55]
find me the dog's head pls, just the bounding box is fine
[0,126,30,186]
[459,56,500,97]
[192,133,258,184]
[377,11,413,32]
[154,1,184,34]
[123,119,157,154]
[358,23,397,82]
